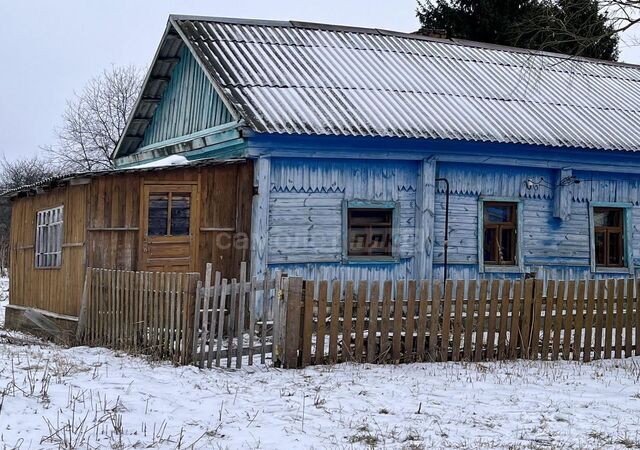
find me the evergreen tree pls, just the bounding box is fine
[417,0,619,60]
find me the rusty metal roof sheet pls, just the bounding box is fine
[165,15,640,152]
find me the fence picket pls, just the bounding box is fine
[440,281,453,362]
[625,278,633,357]
[343,281,354,362]
[405,280,417,363]
[302,280,314,366]
[497,280,511,360]
[486,280,499,360]
[474,281,488,362]
[379,281,392,362]
[430,281,442,362]
[551,281,564,361]
[463,280,476,361]
[509,280,522,359]
[416,281,429,362]
[563,281,576,360]
[604,279,615,359]
[316,281,328,365]
[215,279,228,368]
[354,281,367,362]
[573,281,585,361]
[367,282,380,363]
[392,280,404,363]
[237,262,248,369]
[329,281,341,363]
[615,278,625,359]
[530,280,544,360]
[584,280,597,362]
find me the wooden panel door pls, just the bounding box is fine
[141,184,198,272]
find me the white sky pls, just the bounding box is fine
[0,0,638,161]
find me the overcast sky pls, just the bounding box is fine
[0,0,639,161]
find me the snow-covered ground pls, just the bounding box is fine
[2,277,640,449]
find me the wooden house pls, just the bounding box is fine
[5,15,640,332]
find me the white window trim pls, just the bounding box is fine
[35,205,64,269]
[588,201,633,274]
[478,197,524,273]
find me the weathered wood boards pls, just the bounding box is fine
[291,277,640,369]
[83,267,199,364]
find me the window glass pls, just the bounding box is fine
[593,207,624,267]
[35,205,63,268]
[348,208,393,257]
[170,193,191,236]
[483,202,517,266]
[148,194,169,236]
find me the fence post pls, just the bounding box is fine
[75,266,92,343]
[283,277,303,368]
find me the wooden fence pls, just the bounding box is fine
[80,268,200,364]
[280,278,640,368]
[191,262,286,369]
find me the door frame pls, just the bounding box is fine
[139,180,200,272]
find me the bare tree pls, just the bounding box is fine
[0,154,60,273]
[45,65,144,172]
[516,0,639,59]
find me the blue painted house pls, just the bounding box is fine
[112,15,640,284]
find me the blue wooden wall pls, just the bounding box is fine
[263,155,640,283]
[266,157,419,283]
[140,46,233,148]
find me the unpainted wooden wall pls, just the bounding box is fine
[10,162,253,318]
[9,184,87,316]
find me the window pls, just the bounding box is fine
[483,202,517,265]
[347,206,394,259]
[593,207,624,267]
[35,205,63,268]
[147,192,191,237]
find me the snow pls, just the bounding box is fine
[125,155,189,169]
[2,276,640,449]
[1,338,640,448]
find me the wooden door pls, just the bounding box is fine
[141,184,198,272]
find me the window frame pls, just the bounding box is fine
[342,200,399,264]
[34,205,64,269]
[478,198,524,273]
[589,202,633,274]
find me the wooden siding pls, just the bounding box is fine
[9,162,253,319]
[140,46,233,149]
[433,163,640,281]
[267,158,418,282]
[9,185,87,317]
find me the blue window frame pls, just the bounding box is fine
[589,202,633,274]
[342,200,399,263]
[478,197,524,273]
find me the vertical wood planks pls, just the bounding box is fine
[379,281,392,363]
[604,279,615,359]
[520,279,534,359]
[486,280,499,360]
[551,281,564,361]
[440,280,453,362]
[584,280,597,362]
[615,278,624,359]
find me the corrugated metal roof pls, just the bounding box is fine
[2,158,245,198]
[166,15,640,152]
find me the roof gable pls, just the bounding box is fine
[170,15,640,152]
[113,23,237,160]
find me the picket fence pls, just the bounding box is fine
[190,262,287,368]
[79,266,640,370]
[80,268,200,364]
[280,277,640,368]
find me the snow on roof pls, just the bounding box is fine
[164,15,640,152]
